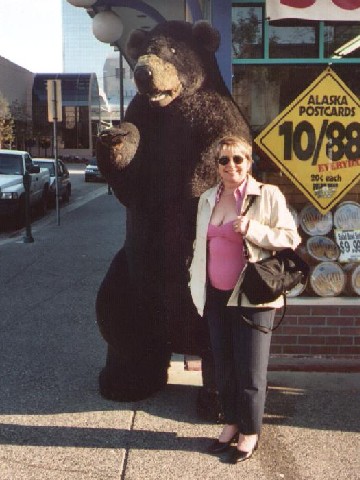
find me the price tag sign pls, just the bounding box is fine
[335,229,360,262]
[255,67,360,214]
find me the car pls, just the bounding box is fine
[33,158,71,204]
[84,157,105,182]
[0,150,50,224]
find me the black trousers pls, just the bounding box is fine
[205,285,275,435]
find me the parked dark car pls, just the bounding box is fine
[84,157,105,182]
[33,158,71,203]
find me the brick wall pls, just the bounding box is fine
[272,304,360,358]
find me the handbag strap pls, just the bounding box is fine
[241,185,263,259]
[240,184,286,334]
[240,296,286,334]
[241,188,261,216]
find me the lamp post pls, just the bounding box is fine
[119,51,124,121]
[67,1,125,199]
[92,10,125,122]
[67,0,129,121]
[66,1,124,122]
[91,7,124,197]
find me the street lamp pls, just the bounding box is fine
[66,1,133,123]
[91,10,124,121]
[92,11,124,44]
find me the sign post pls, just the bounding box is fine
[47,79,62,225]
[255,67,360,214]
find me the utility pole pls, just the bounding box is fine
[119,52,124,121]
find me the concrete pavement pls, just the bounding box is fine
[0,190,359,479]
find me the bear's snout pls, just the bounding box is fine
[134,64,153,93]
[133,54,182,107]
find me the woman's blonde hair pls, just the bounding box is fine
[215,135,253,163]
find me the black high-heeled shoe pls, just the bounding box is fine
[206,432,239,455]
[221,440,258,464]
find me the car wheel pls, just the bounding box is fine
[38,187,49,216]
[62,185,71,202]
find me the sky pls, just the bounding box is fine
[0,0,63,73]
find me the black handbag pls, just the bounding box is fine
[238,191,309,333]
[240,248,309,305]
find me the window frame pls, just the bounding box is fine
[232,1,360,65]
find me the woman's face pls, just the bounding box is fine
[217,143,252,186]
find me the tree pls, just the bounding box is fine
[232,7,260,59]
[39,136,51,157]
[10,100,33,151]
[0,92,14,148]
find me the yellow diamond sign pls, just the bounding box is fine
[255,67,360,214]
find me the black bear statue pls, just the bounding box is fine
[96,20,251,420]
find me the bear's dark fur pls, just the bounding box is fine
[96,20,251,412]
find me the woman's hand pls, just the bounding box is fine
[233,216,249,235]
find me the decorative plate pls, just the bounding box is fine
[306,236,340,262]
[310,262,345,297]
[350,264,360,296]
[343,263,360,296]
[299,205,333,236]
[333,202,360,230]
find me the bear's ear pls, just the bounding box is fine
[192,21,220,53]
[126,29,148,60]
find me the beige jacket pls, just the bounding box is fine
[188,175,302,317]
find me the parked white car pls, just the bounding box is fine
[33,158,71,204]
[0,149,50,223]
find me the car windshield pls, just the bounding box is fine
[88,158,97,166]
[34,161,55,176]
[0,154,24,175]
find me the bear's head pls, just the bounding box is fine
[127,20,221,107]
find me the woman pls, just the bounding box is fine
[189,136,301,464]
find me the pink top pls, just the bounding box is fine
[207,222,245,290]
[207,182,247,290]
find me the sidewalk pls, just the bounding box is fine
[0,192,359,479]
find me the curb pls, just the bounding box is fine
[184,355,360,373]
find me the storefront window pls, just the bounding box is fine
[33,73,99,154]
[233,63,360,140]
[232,5,263,58]
[232,3,360,300]
[268,21,318,58]
[233,63,360,299]
[232,4,360,61]
[65,106,76,130]
[324,23,360,58]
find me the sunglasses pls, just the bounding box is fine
[218,155,245,166]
